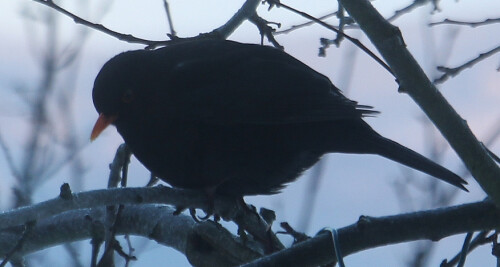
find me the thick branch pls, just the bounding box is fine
[0,186,278,250]
[338,0,500,206]
[242,200,500,267]
[2,200,497,267]
[0,186,193,229]
[0,205,260,267]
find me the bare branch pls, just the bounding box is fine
[242,200,500,267]
[265,0,394,76]
[1,199,499,267]
[0,131,22,180]
[430,18,500,27]
[386,0,431,22]
[39,142,87,181]
[33,0,262,49]
[162,0,176,37]
[248,14,283,49]
[0,206,196,258]
[31,0,172,49]
[275,0,431,36]
[0,221,35,267]
[0,185,280,250]
[338,0,500,208]
[434,45,500,84]
[0,205,262,266]
[212,0,260,39]
[441,231,492,267]
[275,12,337,35]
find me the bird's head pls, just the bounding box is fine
[90,50,154,141]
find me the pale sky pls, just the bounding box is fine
[0,0,499,266]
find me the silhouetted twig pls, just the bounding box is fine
[31,0,172,49]
[434,45,500,84]
[0,221,36,267]
[163,0,176,36]
[430,18,500,27]
[265,0,394,76]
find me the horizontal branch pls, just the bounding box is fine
[430,18,500,27]
[0,186,279,251]
[0,205,260,266]
[242,200,500,267]
[33,0,261,49]
[0,186,202,228]
[2,200,497,267]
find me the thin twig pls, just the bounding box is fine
[120,145,132,187]
[99,144,132,265]
[248,14,283,49]
[31,0,172,49]
[40,142,88,180]
[0,221,36,267]
[0,131,22,180]
[275,12,337,35]
[276,0,431,36]
[441,231,491,267]
[162,0,176,36]
[386,0,431,22]
[123,235,135,267]
[430,18,500,28]
[212,0,260,38]
[265,0,394,76]
[434,45,500,84]
[63,243,84,267]
[457,232,473,267]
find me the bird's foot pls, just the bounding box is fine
[189,207,221,223]
[172,187,222,222]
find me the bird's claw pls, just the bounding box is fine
[189,208,220,222]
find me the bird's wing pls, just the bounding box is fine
[154,40,377,124]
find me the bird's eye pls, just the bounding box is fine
[122,89,134,103]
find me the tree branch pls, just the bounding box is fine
[162,0,176,37]
[0,186,211,228]
[32,0,262,49]
[0,205,260,267]
[31,0,172,49]
[434,45,500,84]
[242,200,500,267]
[212,0,260,39]
[265,0,394,77]
[0,185,280,252]
[1,200,498,267]
[430,18,500,27]
[274,12,337,35]
[338,0,500,207]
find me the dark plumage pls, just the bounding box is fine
[91,39,467,196]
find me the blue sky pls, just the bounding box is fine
[0,0,499,266]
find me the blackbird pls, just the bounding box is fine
[91,39,467,196]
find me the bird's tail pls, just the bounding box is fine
[365,135,468,191]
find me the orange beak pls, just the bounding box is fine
[90,113,118,141]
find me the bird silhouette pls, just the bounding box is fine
[91,39,467,196]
